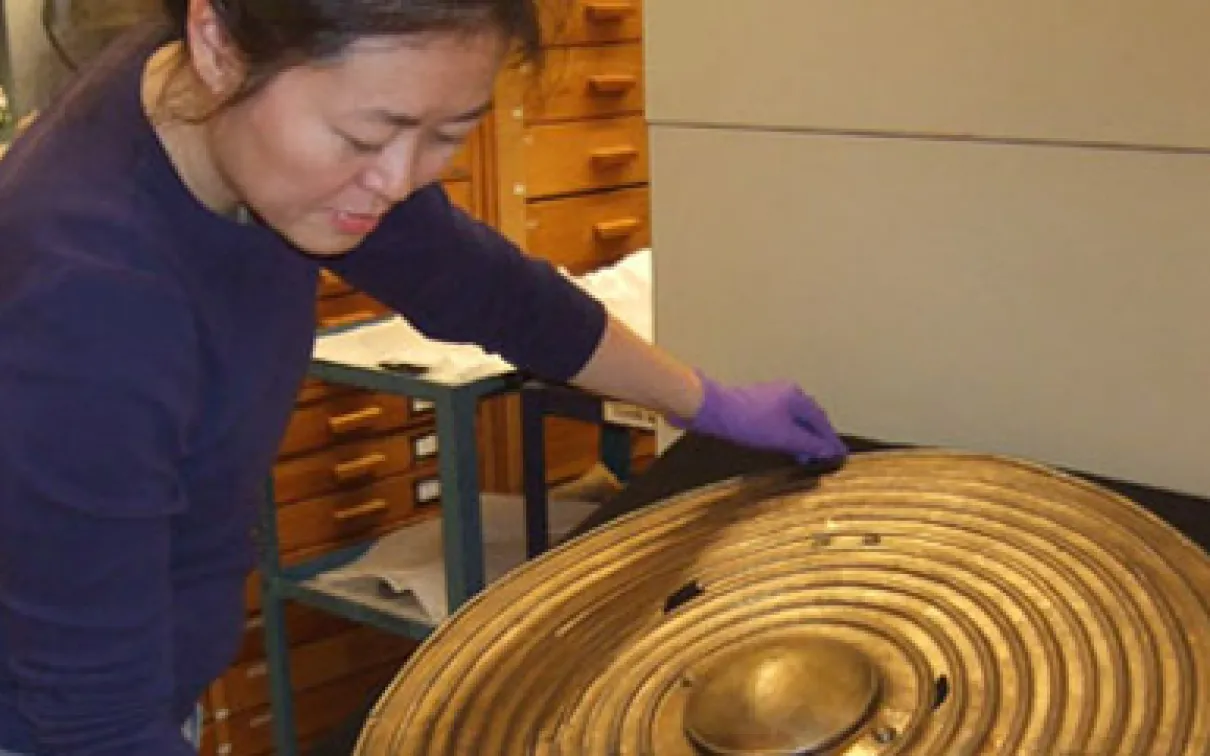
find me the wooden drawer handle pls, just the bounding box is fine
[590,145,638,167]
[321,310,375,329]
[327,406,384,434]
[332,452,388,482]
[584,1,634,22]
[594,217,642,240]
[333,499,390,522]
[587,74,637,95]
[244,661,268,680]
[249,712,273,729]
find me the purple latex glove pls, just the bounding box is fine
[670,372,848,464]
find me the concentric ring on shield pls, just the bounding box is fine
[353,450,1210,755]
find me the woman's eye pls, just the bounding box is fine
[343,134,386,154]
[435,132,467,147]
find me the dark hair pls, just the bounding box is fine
[160,0,543,107]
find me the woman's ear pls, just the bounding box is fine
[184,0,245,98]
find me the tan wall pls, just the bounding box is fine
[3,2,50,116]
[647,2,1210,496]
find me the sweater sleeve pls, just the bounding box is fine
[0,249,199,754]
[324,184,609,381]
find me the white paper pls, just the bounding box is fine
[312,315,515,384]
[568,248,653,343]
[310,493,599,623]
[311,248,655,381]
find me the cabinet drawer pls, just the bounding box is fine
[218,625,416,715]
[295,377,354,406]
[316,268,353,299]
[198,722,217,756]
[545,417,656,484]
[244,573,261,616]
[315,291,391,330]
[443,178,474,214]
[524,115,648,198]
[233,603,355,666]
[275,471,440,556]
[222,664,399,756]
[543,0,644,45]
[527,186,650,274]
[280,393,427,458]
[274,425,440,505]
[525,43,645,123]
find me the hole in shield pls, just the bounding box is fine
[664,580,705,614]
[933,674,950,709]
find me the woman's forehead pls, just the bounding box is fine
[283,30,504,118]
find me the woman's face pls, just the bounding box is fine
[206,31,503,255]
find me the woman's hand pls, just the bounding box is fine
[668,372,848,464]
[570,316,847,465]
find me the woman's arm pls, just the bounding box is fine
[328,187,847,464]
[570,316,849,464]
[568,315,705,420]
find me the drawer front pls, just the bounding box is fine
[198,722,217,756]
[275,471,441,556]
[524,115,648,199]
[545,417,656,485]
[525,43,645,123]
[274,425,439,505]
[314,290,391,330]
[279,393,427,458]
[526,186,650,274]
[294,377,354,406]
[233,603,354,666]
[218,625,416,714]
[316,268,352,299]
[543,0,644,46]
[223,663,399,756]
[244,573,261,616]
[545,417,602,484]
[443,178,474,214]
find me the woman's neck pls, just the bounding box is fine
[140,42,241,217]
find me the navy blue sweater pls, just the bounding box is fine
[0,27,606,754]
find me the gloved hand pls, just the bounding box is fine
[669,371,848,464]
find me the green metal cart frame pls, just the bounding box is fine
[255,347,637,754]
[255,355,521,755]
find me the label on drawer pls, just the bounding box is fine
[413,432,439,459]
[603,401,657,430]
[415,477,442,506]
[411,398,435,413]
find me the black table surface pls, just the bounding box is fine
[566,433,1210,555]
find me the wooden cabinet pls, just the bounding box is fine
[526,185,650,274]
[205,4,657,751]
[492,0,656,487]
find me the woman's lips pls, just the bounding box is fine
[332,210,381,235]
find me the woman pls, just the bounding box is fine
[0,0,847,752]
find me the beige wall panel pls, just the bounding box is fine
[649,126,1210,496]
[646,0,1210,150]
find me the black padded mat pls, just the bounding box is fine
[566,433,1210,554]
